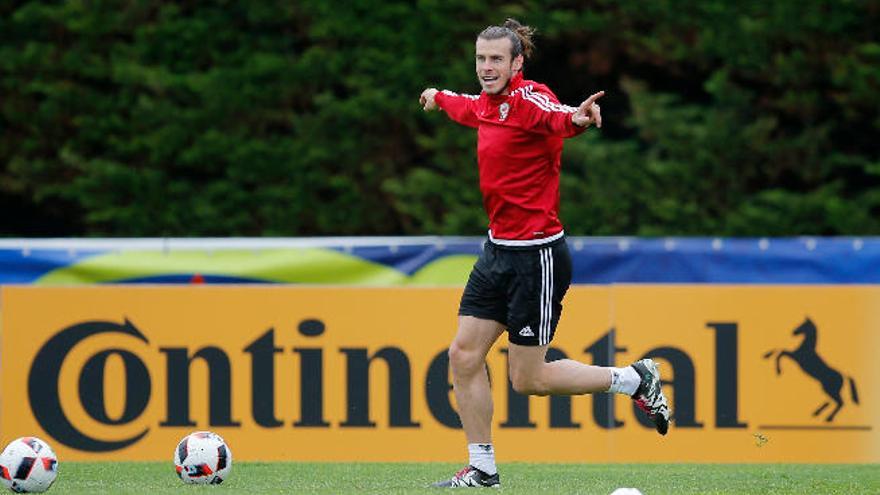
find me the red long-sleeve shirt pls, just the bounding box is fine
[434,72,587,246]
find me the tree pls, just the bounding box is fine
[2,1,878,236]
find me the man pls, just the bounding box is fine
[420,19,670,488]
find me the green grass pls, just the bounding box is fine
[46,462,878,494]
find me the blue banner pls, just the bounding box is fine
[0,237,877,285]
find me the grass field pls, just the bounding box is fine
[44,462,878,494]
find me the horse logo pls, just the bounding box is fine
[764,317,859,422]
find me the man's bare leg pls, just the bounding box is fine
[507,343,613,395]
[447,315,505,443]
[432,316,506,487]
[507,342,670,434]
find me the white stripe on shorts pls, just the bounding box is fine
[539,247,554,345]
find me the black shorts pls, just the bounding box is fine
[458,237,572,346]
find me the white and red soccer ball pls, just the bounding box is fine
[0,437,58,493]
[173,431,232,484]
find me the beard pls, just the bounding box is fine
[480,73,511,95]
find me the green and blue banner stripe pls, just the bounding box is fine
[0,237,878,286]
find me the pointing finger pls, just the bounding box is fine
[584,90,605,106]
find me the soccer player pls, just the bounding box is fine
[419,19,671,488]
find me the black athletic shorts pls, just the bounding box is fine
[458,237,573,346]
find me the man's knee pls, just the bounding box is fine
[448,341,485,376]
[509,368,549,396]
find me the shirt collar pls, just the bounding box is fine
[507,71,524,92]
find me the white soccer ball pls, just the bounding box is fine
[0,437,58,493]
[173,431,232,484]
[610,489,643,495]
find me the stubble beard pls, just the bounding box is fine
[481,73,511,95]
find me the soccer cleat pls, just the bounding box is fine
[630,358,671,435]
[431,465,500,488]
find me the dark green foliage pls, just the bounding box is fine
[2,1,878,236]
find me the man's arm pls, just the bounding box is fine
[420,87,480,128]
[518,87,604,137]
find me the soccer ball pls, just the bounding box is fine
[173,431,232,484]
[0,437,58,493]
[610,489,643,495]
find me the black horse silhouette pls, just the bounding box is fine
[764,317,859,422]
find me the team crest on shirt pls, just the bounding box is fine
[498,102,510,121]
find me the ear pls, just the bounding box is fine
[512,54,524,73]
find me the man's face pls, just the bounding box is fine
[475,37,523,95]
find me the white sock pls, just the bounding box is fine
[607,366,641,396]
[467,443,496,475]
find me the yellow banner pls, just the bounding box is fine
[1,286,877,462]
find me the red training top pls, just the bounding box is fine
[434,72,587,247]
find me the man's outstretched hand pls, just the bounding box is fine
[420,88,439,111]
[571,91,604,128]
